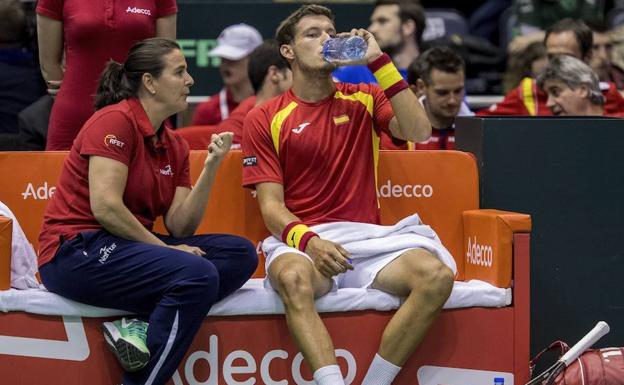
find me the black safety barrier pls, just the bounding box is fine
[456,116,624,356]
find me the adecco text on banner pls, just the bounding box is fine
[0,322,356,385]
[466,236,493,267]
[157,335,356,385]
[377,180,433,198]
[21,182,56,200]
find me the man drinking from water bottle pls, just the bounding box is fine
[241,4,456,385]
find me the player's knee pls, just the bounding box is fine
[404,251,453,299]
[420,262,454,303]
[275,268,314,307]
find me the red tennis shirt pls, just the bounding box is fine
[38,98,191,266]
[242,83,394,226]
[178,95,255,149]
[192,88,240,125]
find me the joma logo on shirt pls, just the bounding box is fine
[104,134,125,149]
[292,122,310,134]
[126,6,151,15]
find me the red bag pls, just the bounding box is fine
[530,341,624,385]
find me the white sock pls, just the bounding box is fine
[361,353,402,385]
[313,364,345,385]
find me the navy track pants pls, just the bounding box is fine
[39,230,258,385]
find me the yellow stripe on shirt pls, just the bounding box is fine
[334,91,374,116]
[371,128,381,209]
[270,101,298,155]
[521,77,537,116]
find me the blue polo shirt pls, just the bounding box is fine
[332,65,408,84]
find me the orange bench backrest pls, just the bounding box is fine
[0,150,478,279]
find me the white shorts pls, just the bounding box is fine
[262,215,456,291]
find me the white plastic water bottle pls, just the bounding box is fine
[322,36,367,62]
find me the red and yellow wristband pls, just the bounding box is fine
[368,53,409,99]
[282,221,318,253]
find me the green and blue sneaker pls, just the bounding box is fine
[102,317,150,372]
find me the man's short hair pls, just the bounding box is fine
[407,46,465,85]
[0,0,26,44]
[375,0,426,47]
[545,18,593,59]
[248,39,289,93]
[585,20,610,34]
[275,4,334,47]
[537,55,604,105]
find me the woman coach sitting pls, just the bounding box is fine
[37,38,258,385]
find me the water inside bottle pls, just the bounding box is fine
[322,36,367,62]
[343,36,367,60]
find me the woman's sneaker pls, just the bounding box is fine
[102,317,150,372]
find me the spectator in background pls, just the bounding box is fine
[37,0,177,150]
[502,42,547,93]
[179,39,292,149]
[192,24,262,125]
[384,46,472,150]
[406,46,472,150]
[585,21,624,90]
[480,18,624,116]
[538,55,611,116]
[543,18,593,61]
[589,23,613,83]
[505,0,610,63]
[332,0,425,84]
[609,25,624,90]
[0,0,45,147]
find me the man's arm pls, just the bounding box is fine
[386,88,431,142]
[255,182,353,277]
[344,29,431,142]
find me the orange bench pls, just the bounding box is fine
[0,150,531,385]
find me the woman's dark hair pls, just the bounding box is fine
[94,38,180,110]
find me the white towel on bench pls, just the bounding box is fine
[0,278,510,317]
[313,213,457,273]
[0,201,41,290]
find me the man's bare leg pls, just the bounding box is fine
[362,248,454,385]
[268,253,336,371]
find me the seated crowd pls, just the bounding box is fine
[2,0,624,152]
